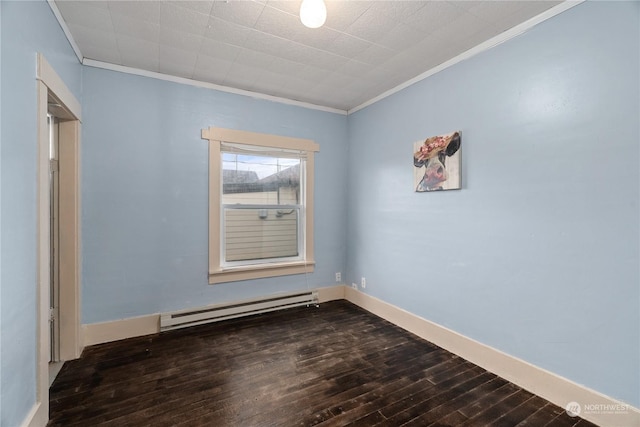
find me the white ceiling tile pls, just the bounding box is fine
[234,48,277,69]
[341,94,369,110]
[344,77,379,95]
[253,6,300,40]
[343,6,400,43]
[222,63,262,89]
[199,38,243,62]
[160,2,210,36]
[64,1,110,10]
[299,65,331,84]
[265,1,300,17]
[323,33,372,58]
[242,30,291,57]
[453,1,484,13]
[518,1,563,15]
[193,55,234,81]
[454,25,503,53]
[204,17,252,47]
[252,79,284,95]
[212,0,266,27]
[108,1,160,24]
[111,12,160,43]
[366,1,426,24]
[352,43,396,66]
[402,1,467,34]
[318,72,353,89]
[375,23,427,51]
[308,83,346,105]
[81,43,122,64]
[56,1,114,32]
[359,67,394,86]
[159,28,203,53]
[158,61,196,79]
[292,26,342,51]
[116,35,160,70]
[68,23,118,52]
[115,35,160,56]
[429,11,492,45]
[253,68,291,90]
[492,2,561,32]
[270,40,318,64]
[465,1,542,23]
[118,55,160,73]
[336,60,371,79]
[307,82,332,97]
[294,46,348,71]
[277,76,314,94]
[324,1,372,32]
[166,1,215,16]
[265,57,308,77]
[272,79,317,102]
[391,35,457,70]
[160,45,198,66]
[253,4,344,51]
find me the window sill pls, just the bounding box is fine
[209,260,315,284]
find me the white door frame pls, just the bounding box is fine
[31,53,82,427]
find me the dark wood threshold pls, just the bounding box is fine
[48,300,598,426]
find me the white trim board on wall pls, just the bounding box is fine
[82,285,638,427]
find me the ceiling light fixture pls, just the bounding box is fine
[300,0,327,29]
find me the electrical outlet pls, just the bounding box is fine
[352,283,358,290]
[361,277,366,289]
[335,272,341,282]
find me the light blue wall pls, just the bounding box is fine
[81,67,348,323]
[0,1,82,426]
[346,1,639,407]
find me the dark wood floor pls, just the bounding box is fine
[49,300,597,427]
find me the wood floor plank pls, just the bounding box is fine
[459,390,535,426]
[48,301,599,427]
[398,376,505,427]
[375,368,492,426]
[514,403,565,427]
[491,395,550,427]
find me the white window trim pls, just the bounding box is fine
[202,127,319,284]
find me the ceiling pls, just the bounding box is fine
[53,0,562,112]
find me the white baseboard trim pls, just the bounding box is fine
[344,287,640,427]
[82,286,346,346]
[20,401,46,427]
[317,285,345,303]
[82,314,160,347]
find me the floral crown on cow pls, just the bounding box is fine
[414,131,460,162]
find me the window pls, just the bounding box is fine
[202,127,319,284]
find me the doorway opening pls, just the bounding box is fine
[48,111,62,382]
[34,53,83,426]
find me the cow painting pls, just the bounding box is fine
[413,131,461,192]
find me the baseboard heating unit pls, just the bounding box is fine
[160,291,319,331]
